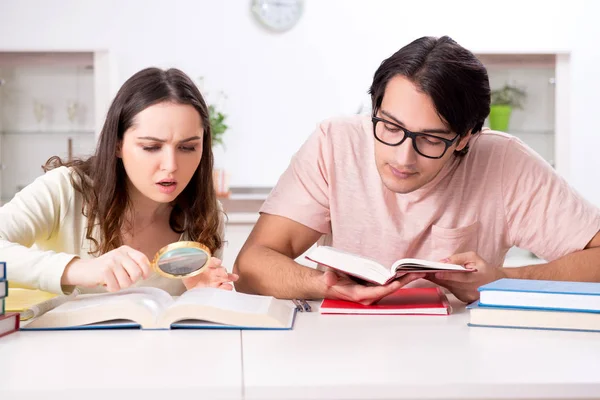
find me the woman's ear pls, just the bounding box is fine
[116,141,123,158]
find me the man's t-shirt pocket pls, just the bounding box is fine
[430,220,480,260]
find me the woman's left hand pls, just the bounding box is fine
[182,257,239,291]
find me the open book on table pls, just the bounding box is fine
[21,287,296,330]
[305,246,473,285]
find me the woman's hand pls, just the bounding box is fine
[61,245,151,292]
[182,257,239,291]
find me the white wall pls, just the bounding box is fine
[1,0,599,203]
[568,0,600,205]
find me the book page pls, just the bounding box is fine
[392,258,467,272]
[55,287,173,312]
[0,315,17,335]
[23,287,174,329]
[171,287,273,314]
[162,288,294,329]
[305,246,391,284]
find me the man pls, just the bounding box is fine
[233,36,600,304]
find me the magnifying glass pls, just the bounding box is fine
[151,241,212,279]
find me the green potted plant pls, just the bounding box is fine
[209,104,228,148]
[489,84,527,132]
[196,76,230,196]
[208,99,230,198]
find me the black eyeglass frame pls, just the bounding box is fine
[371,116,460,159]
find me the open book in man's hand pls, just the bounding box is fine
[21,287,296,330]
[305,246,473,285]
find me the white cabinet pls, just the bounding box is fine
[478,54,558,167]
[0,52,97,204]
[221,213,259,272]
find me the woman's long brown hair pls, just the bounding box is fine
[44,67,222,255]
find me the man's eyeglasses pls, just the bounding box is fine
[372,116,460,159]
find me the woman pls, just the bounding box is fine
[0,67,238,295]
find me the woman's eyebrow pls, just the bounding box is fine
[136,136,201,143]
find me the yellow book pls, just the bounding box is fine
[6,288,57,313]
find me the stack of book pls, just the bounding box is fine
[468,278,600,332]
[0,262,20,338]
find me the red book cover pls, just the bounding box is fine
[0,312,20,338]
[320,287,451,315]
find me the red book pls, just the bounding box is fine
[319,287,451,315]
[0,312,20,338]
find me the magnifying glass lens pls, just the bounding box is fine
[156,247,209,277]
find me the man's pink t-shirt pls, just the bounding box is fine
[260,115,600,270]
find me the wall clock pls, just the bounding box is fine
[251,0,304,33]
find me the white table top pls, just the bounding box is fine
[3,297,600,400]
[241,299,600,400]
[0,329,243,400]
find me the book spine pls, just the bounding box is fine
[436,287,452,314]
[0,313,20,338]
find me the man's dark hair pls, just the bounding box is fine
[369,36,490,155]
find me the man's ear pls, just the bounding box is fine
[455,132,472,152]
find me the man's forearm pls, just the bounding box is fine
[505,246,600,281]
[234,244,326,299]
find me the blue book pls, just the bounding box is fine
[478,278,600,312]
[0,298,4,315]
[0,262,5,281]
[21,320,141,331]
[467,301,600,333]
[20,287,296,331]
[0,280,7,299]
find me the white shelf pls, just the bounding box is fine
[228,193,269,201]
[225,212,260,224]
[0,51,94,68]
[477,53,556,69]
[508,129,554,135]
[0,130,94,135]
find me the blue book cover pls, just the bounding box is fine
[477,278,600,312]
[466,301,600,333]
[170,312,297,331]
[0,262,5,281]
[0,280,7,299]
[21,314,297,331]
[467,301,600,314]
[21,322,141,331]
[479,278,600,296]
